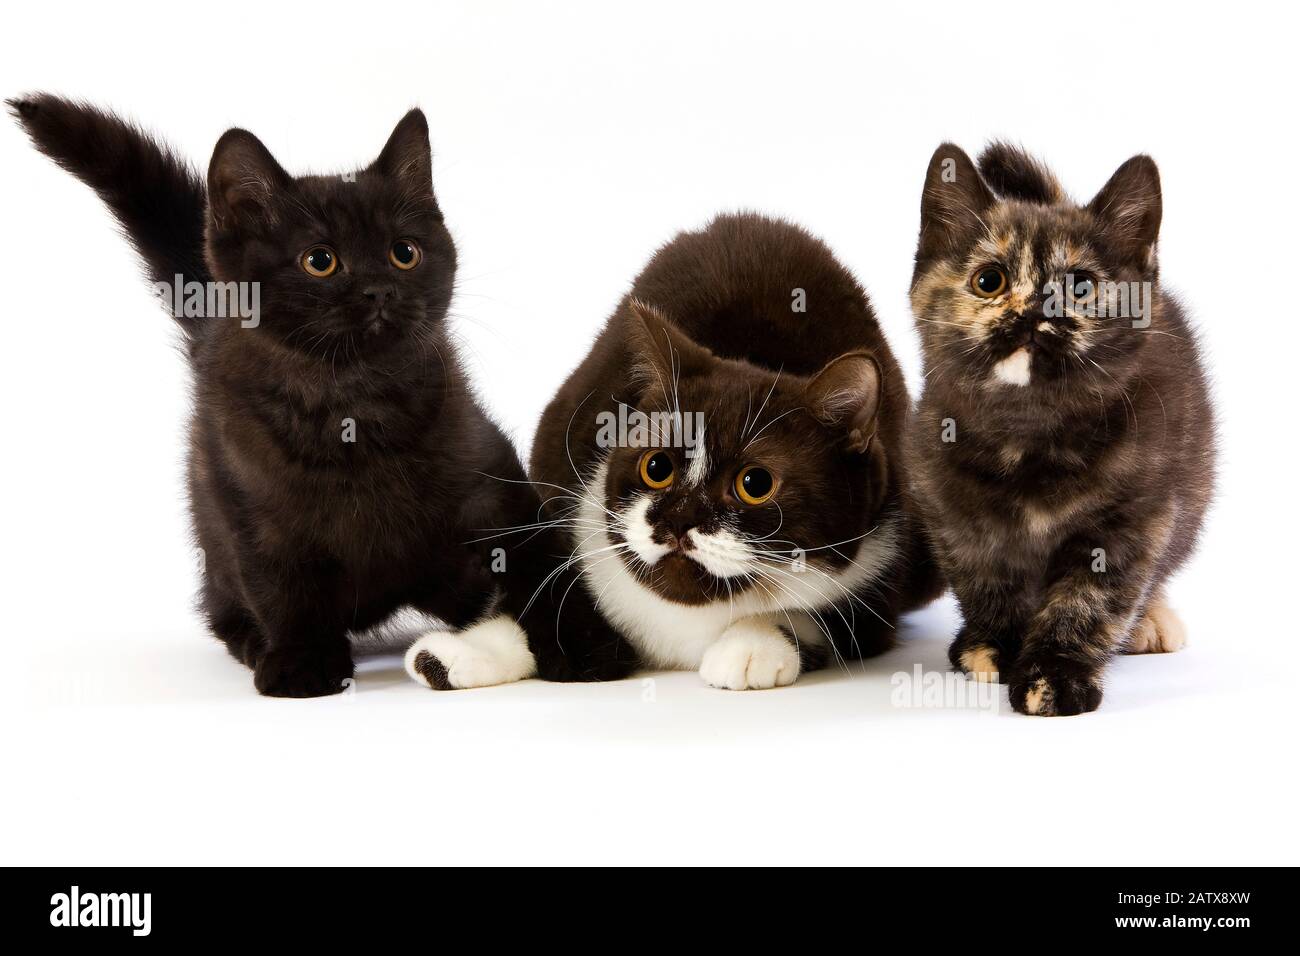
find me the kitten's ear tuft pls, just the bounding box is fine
[624,299,713,395]
[373,108,434,202]
[1087,155,1162,269]
[804,352,882,453]
[917,143,995,262]
[207,129,289,232]
[977,142,1064,205]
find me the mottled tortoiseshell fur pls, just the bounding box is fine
[908,143,1216,716]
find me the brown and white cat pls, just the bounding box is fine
[405,213,941,690]
[908,143,1216,716]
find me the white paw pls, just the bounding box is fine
[404,615,537,690]
[699,621,800,691]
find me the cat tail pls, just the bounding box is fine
[8,93,210,330]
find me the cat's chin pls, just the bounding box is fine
[271,321,434,364]
[632,552,732,606]
[976,341,1079,394]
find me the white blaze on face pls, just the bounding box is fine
[992,347,1032,387]
[622,494,671,566]
[682,429,708,487]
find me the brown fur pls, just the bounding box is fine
[531,213,942,675]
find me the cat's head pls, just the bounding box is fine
[204,109,455,358]
[911,142,1162,398]
[597,302,890,606]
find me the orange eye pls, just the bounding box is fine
[639,450,674,490]
[970,266,1007,298]
[389,239,421,270]
[734,465,776,505]
[301,245,338,277]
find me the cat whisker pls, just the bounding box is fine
[749,524,880,556]
[744,368,783,441]
[748,566,851,671]
[517,534,631,622]
[462,516,603,546]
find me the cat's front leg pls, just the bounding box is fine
[239,555,355,698]
[1009,517,1164,717]
[497,520,637,684]
[405,616,538,690]
[699,617,801,690]
[404,527,637,690]
[404,602,634,690]
[946,574,1033,683]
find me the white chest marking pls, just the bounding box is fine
[992,347,1032,387]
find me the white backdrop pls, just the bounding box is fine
[1,0,1296,866]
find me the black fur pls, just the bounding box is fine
[10,94,631,696]
[976,141,1064,206]
[10,95,210,300]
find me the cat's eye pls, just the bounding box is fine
[734,465,776,506]
[970,266,1007,298]
[638,450,675,490]
[1069,273,1097,302]
[301,246,338,278]
[389,240,422,270]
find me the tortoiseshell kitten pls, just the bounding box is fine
[908,143,1215,716]
[12,95,629,696]
[406,214,941,691]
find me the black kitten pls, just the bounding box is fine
[11,94,630,696]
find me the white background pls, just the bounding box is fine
[2,1,1296,866]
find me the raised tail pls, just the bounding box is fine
[9,93,210,330]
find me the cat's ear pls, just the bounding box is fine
[207,129,290,232]
[804,352,882,454]
[1087,155,1162,269]
[918,143,995,261]
[372,108,434,202]
[625,298,713,395]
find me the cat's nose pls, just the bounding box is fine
[660,514,699,550]
[661,530,696,552]
[363,285,394,305]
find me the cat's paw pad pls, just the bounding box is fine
[1009,671,1102,717]
[404,616,536,690]
[699,623,800,691]
[955,644,1004,683]
[1126,601,1186,654]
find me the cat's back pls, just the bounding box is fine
[1140,291,1217,568]
[530,212,910,488]
[629,212,883,376]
